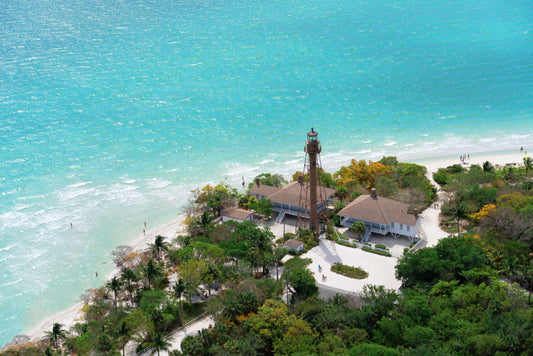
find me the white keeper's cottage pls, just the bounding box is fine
[337,188,420,242]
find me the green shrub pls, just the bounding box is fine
[375,244,388,250]
[447,164,464,173]
[331,263,368,279]
[332,231,357,249]
[362,247,391,257]
[433,169,450,185]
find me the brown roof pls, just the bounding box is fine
[267,181,335,208]
[284,239,304,249]
[221,207,253,221]
[250,183,281,197]
[338,194,417,226]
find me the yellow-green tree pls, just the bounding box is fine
[334,159,392,189]
[246,299,318,353]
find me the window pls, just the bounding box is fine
[391,222,395,228]
[407,225,410,232]
[400,224,403,230]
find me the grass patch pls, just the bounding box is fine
[362,247,392,257]
[331,263,368,279]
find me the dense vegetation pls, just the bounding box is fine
[434,161,533,291]
[3,157,532,355]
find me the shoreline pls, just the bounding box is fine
[8,214,188,349]
[4,148,528,349]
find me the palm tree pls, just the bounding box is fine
[144,259,164,289]
[335,186,348,202]
[148,332,171,356]
[172,279,186,324]
[524,156,533,176]
[97,333,114,355]
[483,161,494,173]
[117,320,131,356]
[196,211,215,236]
[350,221,366,242]
[452,200,469,234]
[121,268,138,305]
[107,276,122,307]
[46,323,66,349]
[148,235,170,262]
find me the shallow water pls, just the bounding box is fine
[1,0,532,344]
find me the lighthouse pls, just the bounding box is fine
[297,128,326,238]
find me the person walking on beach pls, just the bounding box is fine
[143,229,145,236]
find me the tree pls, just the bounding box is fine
[287,268,318,299]
[524,156,533,176]
[351,221,366,242]
[193,184,236,217]
[179,259,207,300]
[195,211,215,237]
[148,235,169,262]
[378,156,399,167]
[222,290,259,321]
[148,332,171,356]
[144,259,164,289]
[334,159,393,189]
[375,176,399,198]
[97,334,114,355]
[116,320,131,356]
[251,198,273,217]
[172,279,186,324]
[46,323,66,349]
[107,276,122,307]
[336,186,348,201]
[395,236,488,290]
[452,199,470,234]
[246,226,274,274]
[483,161,495,173]
[121,268,138,305]
[251,173,286,187]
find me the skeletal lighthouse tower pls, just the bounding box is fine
[298,128,324,237]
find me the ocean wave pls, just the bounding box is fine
[57,186,96,201]
[0,244,17,252]
[383,141,398,147]
[66,181,92,189]
[1,277,23,287]
[259,159,274,165]
[145,179,173,190]
[283,159,301,165]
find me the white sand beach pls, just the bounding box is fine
[7,149,529,351]
[15,215,188,348]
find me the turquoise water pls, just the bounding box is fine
[1,0,532,344]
